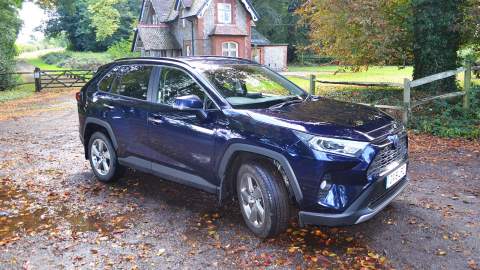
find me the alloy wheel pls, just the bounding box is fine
[91,139,111,176]
[239,175,266,228]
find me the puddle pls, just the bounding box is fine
[0,180,133,245]
[0,182,54,242]
[58,206,131,234]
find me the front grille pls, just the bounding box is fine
[367,132,408,177]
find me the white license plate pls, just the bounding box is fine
[386,164,407,189]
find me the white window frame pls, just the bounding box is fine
[222,42,238,57]
[217,3,232,24]
[186,45,191,56]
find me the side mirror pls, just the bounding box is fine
[173,95,204,110]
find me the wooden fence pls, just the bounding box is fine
[35,68,94,91]
[0,68,94,92]
[300,63,479,124]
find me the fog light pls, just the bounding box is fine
[320,180,331,190]
[318,174,332,200]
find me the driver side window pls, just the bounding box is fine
[157,67,205,106]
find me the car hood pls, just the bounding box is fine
[244,98,396,141]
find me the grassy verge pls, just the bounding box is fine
[26,57,63,70]
[0,85,36,103]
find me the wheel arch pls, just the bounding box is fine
[218,144,303,205]
[83,118,118,159]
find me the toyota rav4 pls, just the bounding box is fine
[77,57,409,238]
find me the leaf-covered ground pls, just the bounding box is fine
[0,92,479,269]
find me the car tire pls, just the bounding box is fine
[88,132,124,183]
[236,161,290,238]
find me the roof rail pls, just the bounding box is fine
[115,57,191,65]
[115,56,257,65]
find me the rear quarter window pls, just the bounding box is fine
[98,71,116,92]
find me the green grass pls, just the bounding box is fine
[0,85,35,102]
[287,65,413,83]
[26,57,63,70]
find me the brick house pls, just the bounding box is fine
[132,0,288,70]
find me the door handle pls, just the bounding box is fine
[103,104,115,110]
[148,114,164,125]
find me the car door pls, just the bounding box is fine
[147,66,221,189]
[98,64,155,163]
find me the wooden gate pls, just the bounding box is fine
[35,68,94,91]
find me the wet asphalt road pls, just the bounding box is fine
[0,94,479,269]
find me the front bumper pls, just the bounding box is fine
[298,167,408,227]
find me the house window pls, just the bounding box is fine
[186,45,191,56]
[217,3,232,24]
[222,42,238,57]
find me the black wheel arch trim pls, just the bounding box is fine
[83,117,119,150]
[218,144,303,204]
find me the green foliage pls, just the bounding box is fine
[412,0,463,93]
[296,0,413,67]
[0,0,22,90]
[0,85,35,103]
[41,51,113,69]
[44,0,140,51]
[251,0,308,62]
[107,39,140,59]
[16,36,68,54]
[411,87,480,139]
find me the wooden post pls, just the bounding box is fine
[464,62,471,110]
[34,67,41,92]
[309,74,316,95]
[403,78,411,124]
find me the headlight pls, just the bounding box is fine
[295,132,369,157]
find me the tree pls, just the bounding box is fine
[42,0,140,51]
[0,0,22,90]
[296,0,413,67]
[251,0,308,62]
[412,0,464,92]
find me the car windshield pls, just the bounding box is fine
[197,64,307,109]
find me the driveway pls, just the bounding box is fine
[0,92,479,269]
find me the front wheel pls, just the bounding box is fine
[88,132,124,183]
[236,162,290,238]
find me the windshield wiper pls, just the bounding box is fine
[269,96,304,109]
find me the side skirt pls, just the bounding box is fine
[118,156,219,195]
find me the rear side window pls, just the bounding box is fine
[111,65,153,100]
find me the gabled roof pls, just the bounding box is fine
[181,0,211,18]
[251,28,271,45]
[150,0,178,22]
[175,0,259,21]
[136,25,181,50]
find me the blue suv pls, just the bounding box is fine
[77,57,408,238]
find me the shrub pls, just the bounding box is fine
[410,86,480,139]
[41,51,113,70]
[107,39,140,60]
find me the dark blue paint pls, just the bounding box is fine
[78,57,408,225]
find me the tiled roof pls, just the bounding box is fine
[137,25,181,50]
[182,0,193,8]
[251,28,271,45]
[150,0,178,22]
[182,0,211,18]
[210,25,248,36]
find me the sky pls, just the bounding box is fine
[17,2,48,44]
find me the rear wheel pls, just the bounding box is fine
[88,132,124,183]
[236,162,290,238]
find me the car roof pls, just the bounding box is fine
[114,56,258,68]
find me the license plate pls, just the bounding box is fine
[386,164,407,189]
